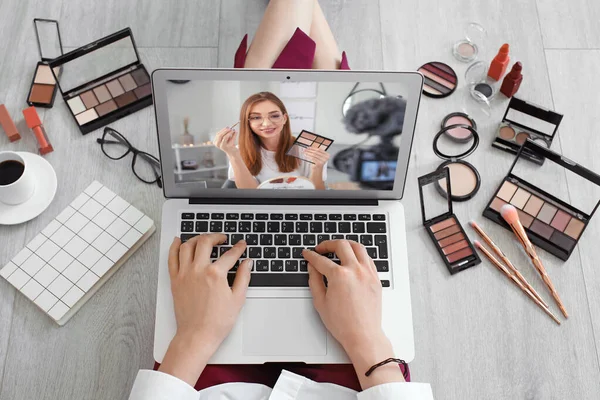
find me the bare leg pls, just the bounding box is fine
[244,0,315,68]
[309,1,342,69]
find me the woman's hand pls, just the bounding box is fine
[214,127,239,157]
[302,240,404,389]
[304,147,330,171]
[158,235,252,386]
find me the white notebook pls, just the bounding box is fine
[0,181,155,325]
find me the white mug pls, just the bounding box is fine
[0,151,36,205]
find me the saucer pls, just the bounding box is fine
[0,152,57,225]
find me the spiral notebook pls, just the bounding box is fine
[0,181,155,325]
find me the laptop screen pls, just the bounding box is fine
[159,77,419,195]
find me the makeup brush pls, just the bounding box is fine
[469,221,548,308]
[230,121,240,129]
[500,204,568,318]
[474,241,561,325]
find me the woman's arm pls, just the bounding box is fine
[214,128,259,189]
[304,147,329,190]
[302,241,405,390]
[158,235,252,386]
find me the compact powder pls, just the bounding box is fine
[75,108,99,125]
[515,132,530,145]
[430,217,456,233]
[550,231,576,251]
[80,91,99,108]
[457,42,475,58]
[510,188,531,209]
[550,210,571,231]
[29,84,54,104]
[564,218,585,240]
[517,209,534,228]
[434,224,461,240]
[523,195,544,217]
[134,84,152,99]
[530,219,554,240]
[67,97,86,115]
[497,181,518,202]
[537,203,558,224]
[438,232,465,248]
[106,80,125,97]
[490,197,507,212]
[131,68,150,86]
[114,91,137,107]
[499,126,516,140]
[447,247,473,263]
[96,99,118,116]
[34,65,56,85]
[118,74,138,92]
[442,240,469,255]
[474,83,493,98]
[447,163,477,196]
[444,115,473,141]
[93,85,112,103]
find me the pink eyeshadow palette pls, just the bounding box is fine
[417,61,458,99]
[418,168,480,274]
[286,130,334,164]
[484,140,600,261]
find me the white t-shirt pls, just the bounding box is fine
[228,147,327,184]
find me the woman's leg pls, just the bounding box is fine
[309,0,342,69]
[244,0,315,68]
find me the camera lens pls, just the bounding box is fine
[286,76,290,80]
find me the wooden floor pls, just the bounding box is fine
[1,1,600,399]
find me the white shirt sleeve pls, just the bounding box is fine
[128,370,199,400]
[357,382,435,400]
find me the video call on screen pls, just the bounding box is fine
[166,80,409,191]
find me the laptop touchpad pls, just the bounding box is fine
[242,298,327,356]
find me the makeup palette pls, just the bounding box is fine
[418,168,480,274]
[492,97,563,165]
[464,61,495,112]
[49,28,152,135]
[417,62,457,99]
[27,19,64,109]
[484,140,600,261]
[433,120,480,202]
[286,130,334,164]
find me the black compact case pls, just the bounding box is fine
[418,168,480,274]
[49,28,153,135]
[492,97,563,165]
[483,140,600,261]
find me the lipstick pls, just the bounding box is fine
[0,104,20,142]
[22,106,53,155]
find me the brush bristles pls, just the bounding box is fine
[500,204,520,224]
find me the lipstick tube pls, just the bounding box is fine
[0,104,20,142]
[22,106,53,155]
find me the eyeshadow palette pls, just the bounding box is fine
[484,140,600,261]
[492,97,563,165]
[417,62,457,99]
[27,19,64,109]
[286,130,334,164]
[418,168,480,274]
[49,28,153,135]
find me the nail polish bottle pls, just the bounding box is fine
[500,62,523,98]
[488,44,510,81]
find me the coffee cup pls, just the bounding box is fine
[0,151,36,205]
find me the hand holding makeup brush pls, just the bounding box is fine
[214,124,239,156]
[500,204,568,318]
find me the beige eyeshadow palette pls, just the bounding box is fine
[286,130,334,164]
[484,140,600,261]
[492,97,563,165]
[48,28,152,135]
[418,168,480,274]
[27,19,64,109]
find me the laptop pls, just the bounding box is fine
[152,69,423,364]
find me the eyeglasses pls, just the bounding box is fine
[248,113,283,126]
[96,128,163,188]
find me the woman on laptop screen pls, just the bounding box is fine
[215,91,329,190]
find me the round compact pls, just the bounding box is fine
[452,23,487,63]
[432,124,481,202]
[417,61,458,99]
[441,112,477,143]
[464,61,495,116]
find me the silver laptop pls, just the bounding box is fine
[152,69,423,364]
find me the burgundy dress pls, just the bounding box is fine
[153,28,411,392]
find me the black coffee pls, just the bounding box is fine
[0,160,25,186]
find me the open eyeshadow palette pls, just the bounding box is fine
[48,28,152,134]
[492,97,563,165]
[0,181,155,325]
[484,140,600,261]
[286,130,334,164]
[417,62,458,99]
[27,19,64,108]
[418,168,480,274]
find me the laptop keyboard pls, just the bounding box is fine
[179,212,391,288]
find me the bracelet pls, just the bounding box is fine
[365,358,407,378]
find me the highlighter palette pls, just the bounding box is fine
[49,28,152,135]
[484,140,600,261]
[418,168,480,274]
[286,130,334,164]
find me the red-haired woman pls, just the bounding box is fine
[214,91,329,189]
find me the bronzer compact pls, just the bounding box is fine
[492,97,563,165]
[483,140,600,261]
[27,19,64,108]
[48,28,152,134]
[433,117,481,202]
[418,168,481,274]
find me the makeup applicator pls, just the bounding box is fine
[500,204,568,318]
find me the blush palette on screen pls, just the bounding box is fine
[286,130,334,164]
